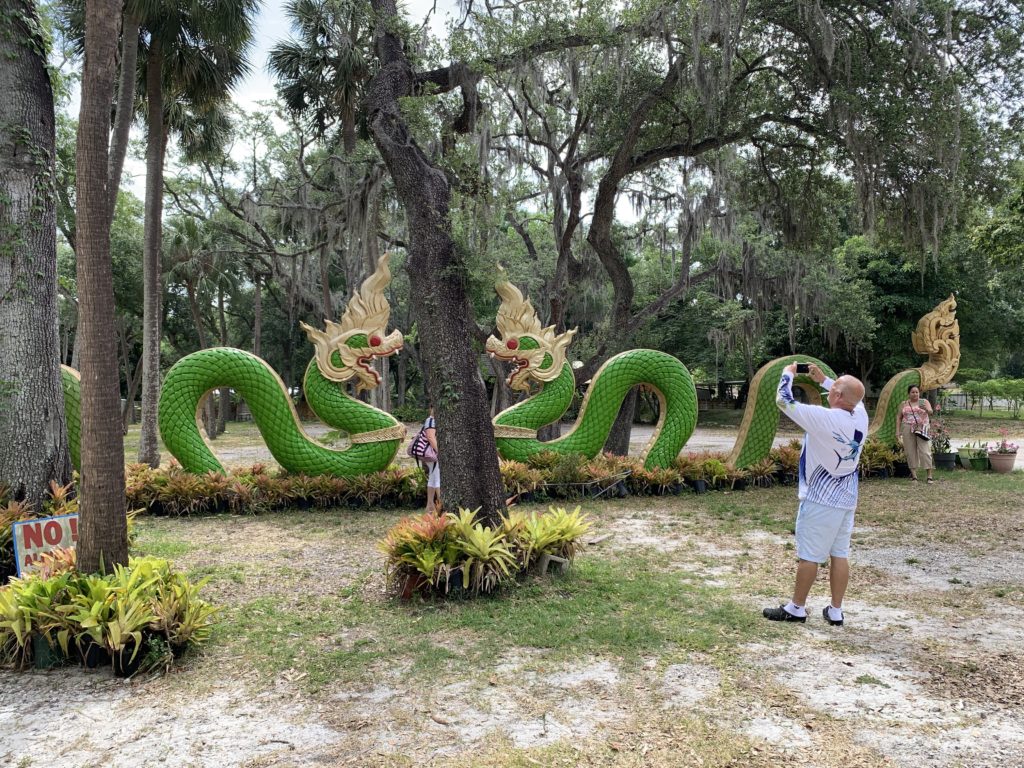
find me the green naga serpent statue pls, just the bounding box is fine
[485,277,961,470]
[63,254,406,476]
[60,260,959,475]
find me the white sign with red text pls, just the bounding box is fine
[11,513,79,576]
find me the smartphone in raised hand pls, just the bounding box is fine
[796,363,810,374]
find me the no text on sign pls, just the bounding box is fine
[11,513,79,576]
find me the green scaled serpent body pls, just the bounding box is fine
[158,348,403,476]
[493,351,698,470]
[155,254,406,476]
[58,271,959,476]
[726,356,836,468]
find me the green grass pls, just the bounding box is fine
[854,674,889,688]
[132,528,192,559]
[690,486,796,534]
[203,555,768,692]
[127,467,1023,700]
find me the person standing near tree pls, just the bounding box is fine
[423,407,441,513]
[897,384,934,483]
[763,363,868,626]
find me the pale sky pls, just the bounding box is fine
[115,0,462,197]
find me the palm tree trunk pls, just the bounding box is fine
[0,0,71,509]
[139,39,165,466]
[75,0,128,572]
[107,13,139,218]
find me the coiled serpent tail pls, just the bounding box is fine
[157,348,402,476]
[494,350,698,469]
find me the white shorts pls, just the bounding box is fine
[426,461,441,489]
[795,499,855,562]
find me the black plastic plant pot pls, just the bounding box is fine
[113,640,144,678]
[78,638,112,669]
[692,479,707,494]
[170,640,189,659]
[32,635,65,670]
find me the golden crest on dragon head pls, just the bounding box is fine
[912,294,960,391]
[301,253,404,392]
[485,272,577,392]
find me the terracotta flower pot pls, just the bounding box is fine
[987,451,1017,474]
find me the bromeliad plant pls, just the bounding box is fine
[0,556,218,674]
[447,508,518,594]
[379,510,459,590]
[380,505,593,598]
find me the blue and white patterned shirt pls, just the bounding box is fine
[776,373,868,511]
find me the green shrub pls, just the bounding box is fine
[525,450,563,471]
[0,555,217,673]
[392,404,430,423]
[379,505,593,598]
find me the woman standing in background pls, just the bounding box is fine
[897,385,934,483]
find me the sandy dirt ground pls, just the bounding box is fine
[3,429,1023,767]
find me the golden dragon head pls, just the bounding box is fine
[301,253,404,392]
[484,272,576,392]
[912,294,960,391]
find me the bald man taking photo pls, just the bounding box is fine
[764,362,868,626]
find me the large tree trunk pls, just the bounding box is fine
[75,0,128,572]
[138,40,165,466]
[0,0,72,508]
[367,0,505,524]
[604,388,637,456]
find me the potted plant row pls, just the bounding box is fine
[0,551,217,676]
[958,441,991,471]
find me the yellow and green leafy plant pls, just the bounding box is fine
[447,508,517,594]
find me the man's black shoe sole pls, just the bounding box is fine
[762,605,806,622]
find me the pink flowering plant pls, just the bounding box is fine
[929,416,952,454]
[988,428,1019,455]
